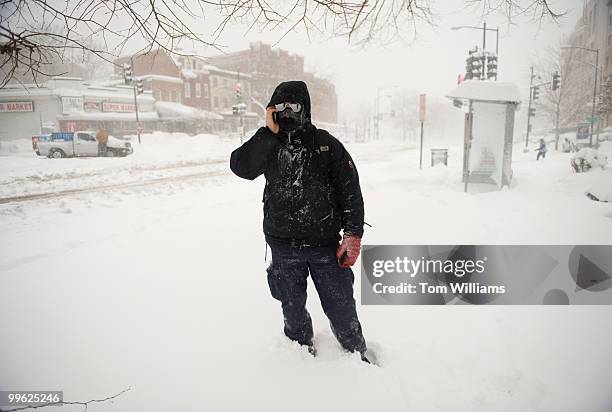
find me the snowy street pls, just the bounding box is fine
[2,134,612,411]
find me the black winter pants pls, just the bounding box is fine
[266,243,366,353]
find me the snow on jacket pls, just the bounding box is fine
[229,81,364,246]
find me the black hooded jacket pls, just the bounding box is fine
[229,81,364,247]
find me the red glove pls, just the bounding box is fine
[336,234,362,268]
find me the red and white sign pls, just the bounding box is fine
[419,94,426,122]
[84,101,102,112]
[102,102,135,113]
[0,101,34,113]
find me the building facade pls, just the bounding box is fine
[561,0,612,129]
[115,51,183,103]
[0,77,157,141]
[208,42,338,124]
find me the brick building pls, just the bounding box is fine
[173,53,212,111]
[208,42,338,123]
[114,51,183,103]
[205,66,252,114]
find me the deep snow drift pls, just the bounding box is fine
[1,133,611,411]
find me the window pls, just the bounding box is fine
[195,83,201,98]
[78,133,94,141]
[203,83,209,98]
[184,82,191,98]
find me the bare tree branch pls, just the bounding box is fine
[0,0,566,87]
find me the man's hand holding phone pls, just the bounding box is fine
[266,107,279,134]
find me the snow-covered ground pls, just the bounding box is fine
[1,132,611,411]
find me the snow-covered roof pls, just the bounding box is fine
[139,74,183,84]
[446,80,522,104]
[203,65,252,78]
[0,86,56,98]
[58,111,159,121]
[155,101,223,120]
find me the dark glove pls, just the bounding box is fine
[336,234,362,268]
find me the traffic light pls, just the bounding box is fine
[472,56,482,80]
[465,58,473,80]
[552,71,560,91]
[235,82,241,101]
[465,47,482,80]
[532,86,540,101]
[529,108,536,117]
[486,52,498,80]
[232,103,246,116]
[123,64,133,85]
[135,78,144,95]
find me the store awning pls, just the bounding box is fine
[58,111,159,121]
[155,101,223,120]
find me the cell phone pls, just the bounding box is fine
[272,111,279,124]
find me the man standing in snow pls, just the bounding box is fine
[96,128,109,157]
[230,81,373,363]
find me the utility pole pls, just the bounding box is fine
[128,58,142,144]
[590,49,599,146]
[418,93,426,169]
[554,100,561,150]
[464,101,473,193]
[524,66,534,150]
[482,21,486,51]
[552,71,561,150]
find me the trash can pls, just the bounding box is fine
[430,148,448,166]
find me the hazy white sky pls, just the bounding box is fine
[107,0,584,124]
[188,0,583,121]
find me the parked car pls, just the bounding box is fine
[34,131,133,158]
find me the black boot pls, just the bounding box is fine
[307,343,317,357]
[359,348,378,366]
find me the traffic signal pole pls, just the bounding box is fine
[524,66,534,150]
[590,50,599,147]
[131,58,141,144]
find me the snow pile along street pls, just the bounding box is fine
[1,134,611,411]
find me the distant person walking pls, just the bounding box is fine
[536,138,547,160]
[96,128,109,157]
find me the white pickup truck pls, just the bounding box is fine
[34,131,133,158]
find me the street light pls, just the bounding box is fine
[374,85,399,140]
[561,44,599,147]
[451,22,499,58]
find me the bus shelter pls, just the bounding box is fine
[446,80,522,190]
